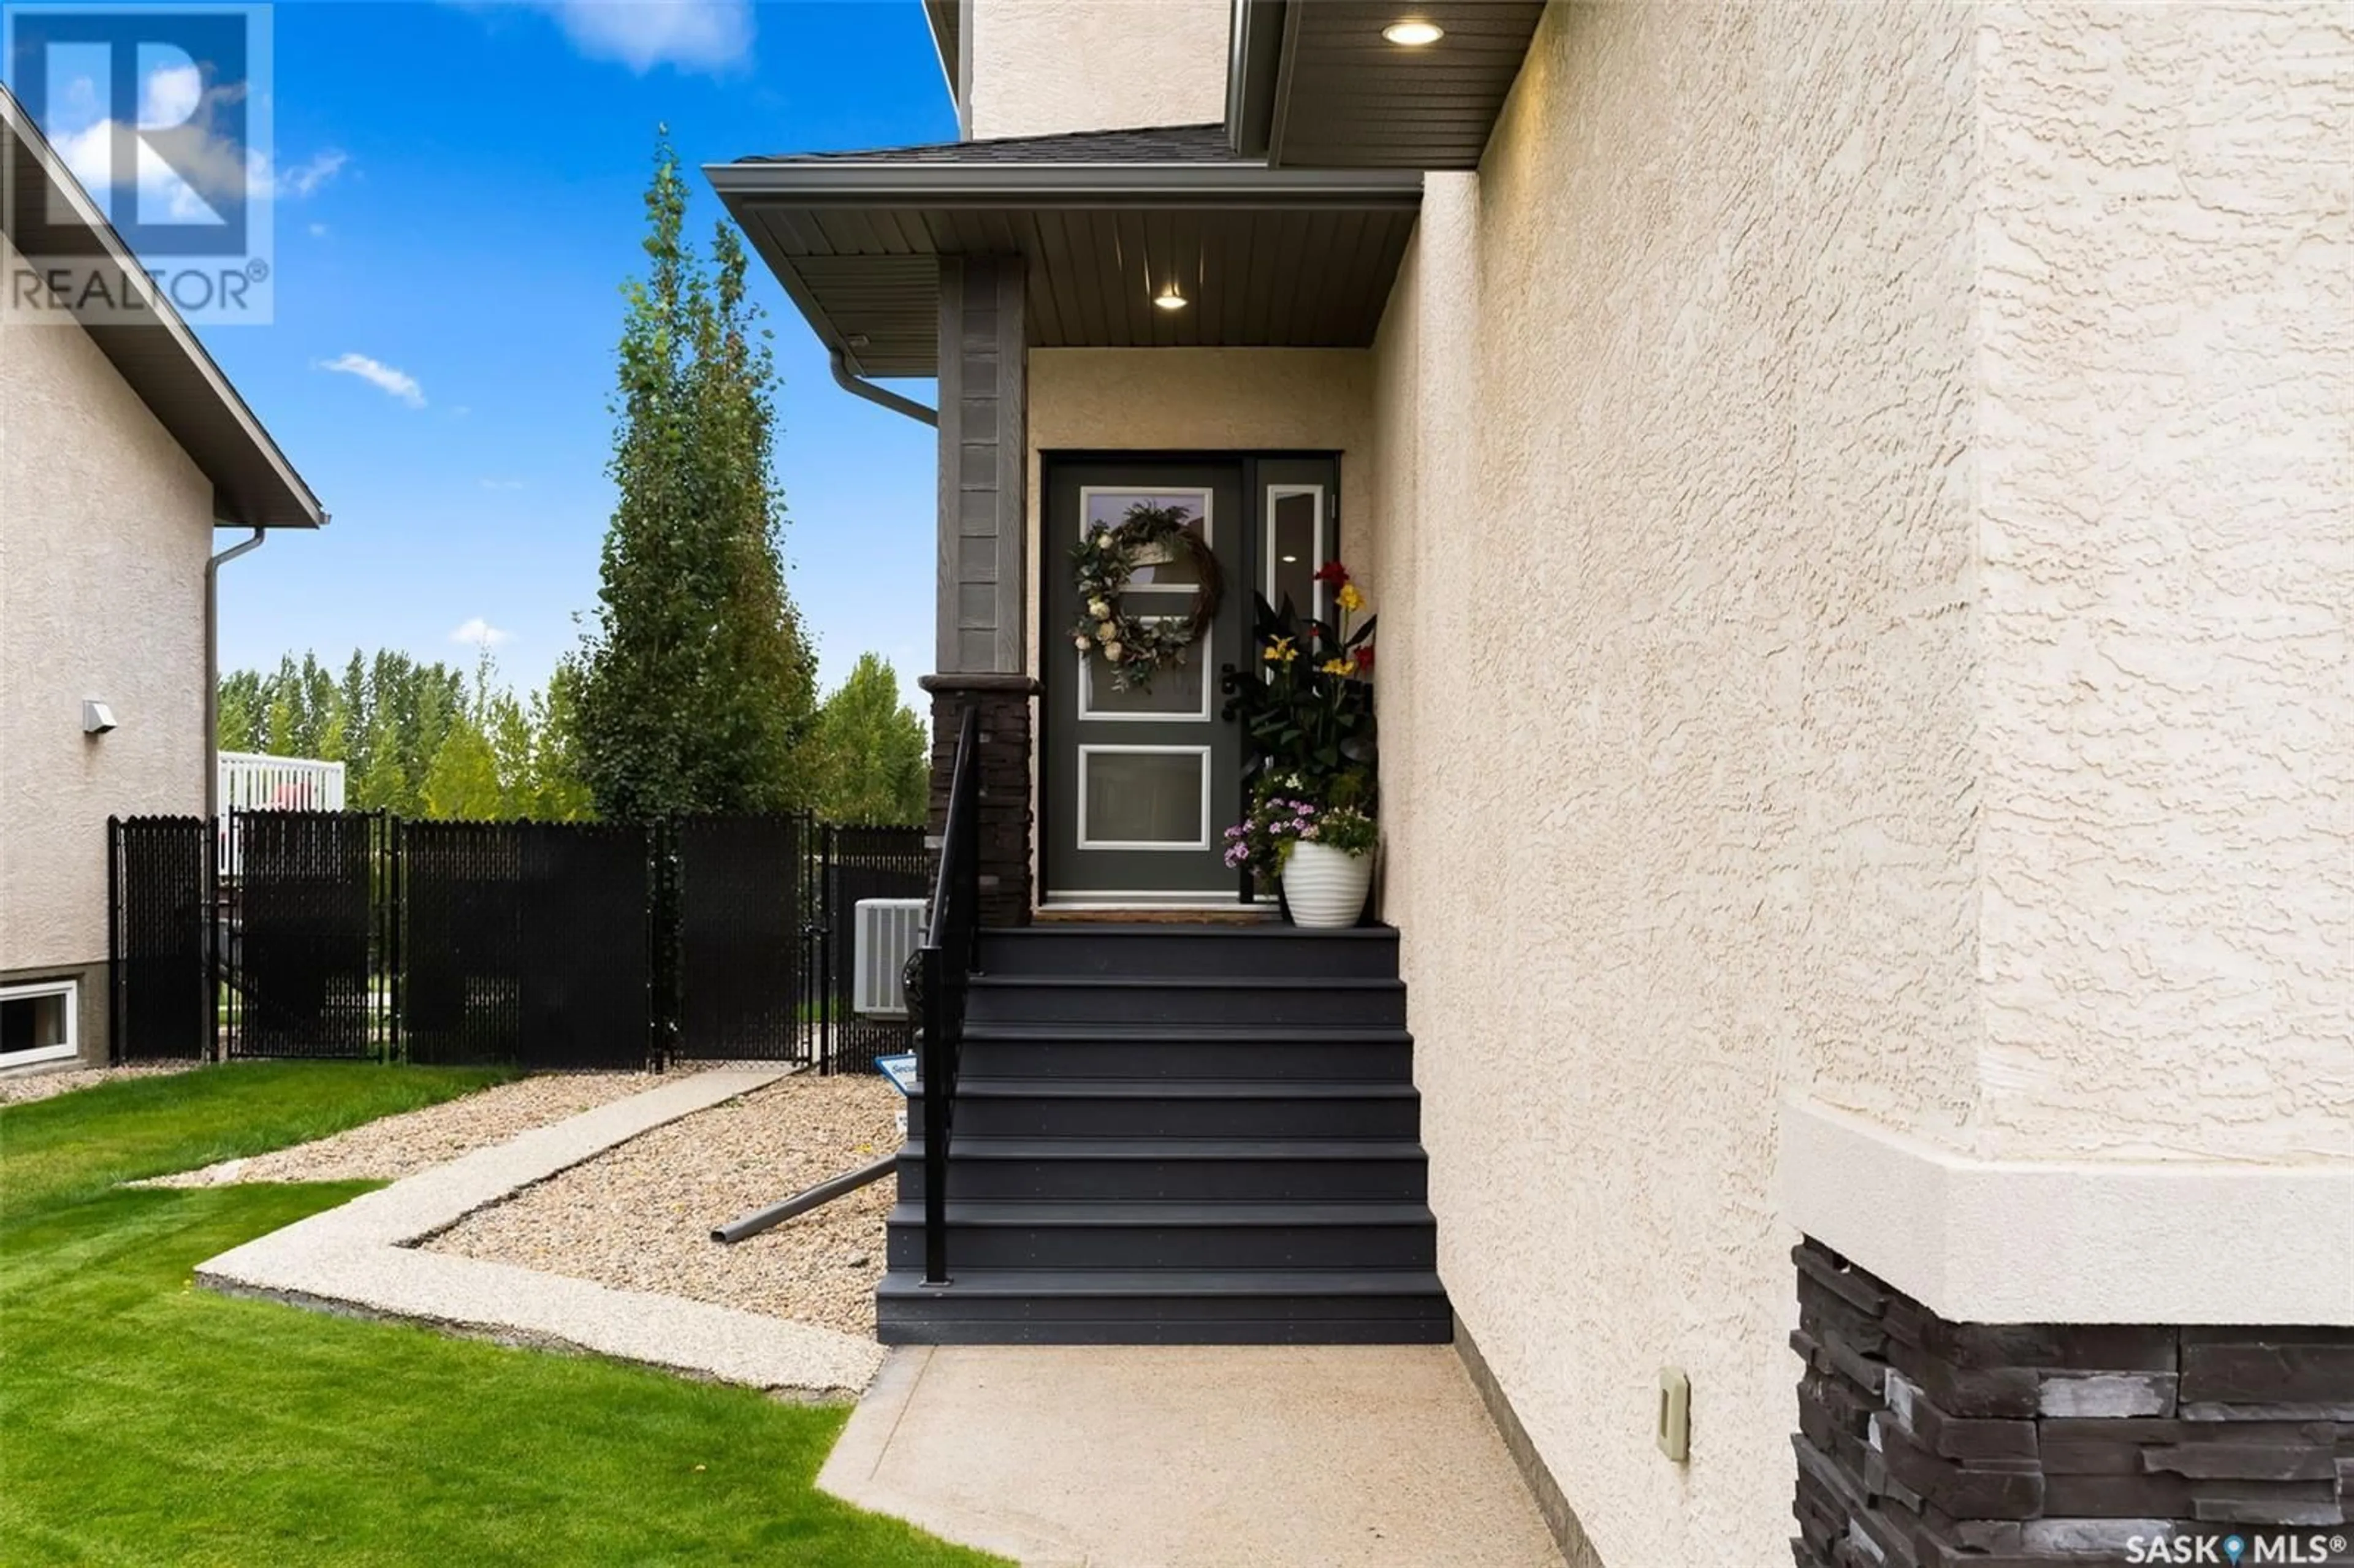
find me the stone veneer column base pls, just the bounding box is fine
[1792,1239,2354,1567]
[921,675,1038,929]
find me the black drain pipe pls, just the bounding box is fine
[712,1152,897,1244]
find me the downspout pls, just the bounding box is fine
[829,348,936,427]
[204,526,266,818]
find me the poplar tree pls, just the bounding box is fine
[809,655,928,825]
[570,131,818,820]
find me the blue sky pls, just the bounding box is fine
[52,1,957,706]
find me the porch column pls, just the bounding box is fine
[923,255,1035,927]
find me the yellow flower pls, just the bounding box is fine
[1319,658,1355,677]
[1264,636,1298,664]
[1336,582,1366,614]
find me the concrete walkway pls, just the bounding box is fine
[196,1066,886,1398]
[819,1344,1564,1567]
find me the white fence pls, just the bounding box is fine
[216,751,347,873]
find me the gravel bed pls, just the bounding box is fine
[423,1075,901,1339]
[0,1060,197,1106]
[139,1072,661,1187]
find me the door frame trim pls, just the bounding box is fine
[1037,449,1343,910]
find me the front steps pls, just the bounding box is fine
[878,924,1449,1345]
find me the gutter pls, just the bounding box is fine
[830,349,935,427]
[203,527,267,818]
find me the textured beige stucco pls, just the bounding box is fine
[1971,3,2354,1163]
[967,0,1231,141]
[1,229,214,999]
[1350,3,2353,1562]
[1362,5,1986,1563]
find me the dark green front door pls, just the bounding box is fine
[1041,460,1247,905]
[1042,454,1341,907]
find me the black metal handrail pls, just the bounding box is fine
[917,704,982,1286]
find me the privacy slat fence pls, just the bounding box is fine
[109,816,215,1062]
[109,812,923,1073]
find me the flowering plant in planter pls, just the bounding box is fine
[1219,559,1376,804]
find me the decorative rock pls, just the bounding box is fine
[2038,1372,2179,1419]
[2182,1339,2354,1406]
[2189,1491,2348,1527]
[1792,1242,2354,1568]
[2019,1518,2172,1555]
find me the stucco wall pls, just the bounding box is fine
[968,0,1230,140]
[1360,4,1984,1562]
[0,230,215,1002]
[1972,3,2354,1163]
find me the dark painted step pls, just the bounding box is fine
[896,1136,1431,1202]
[883,1200,1436,1271]
[964,975,1406,1029]
[958,1022,1414,1083]
[979,924,1398,980]
[875,1267,1452,1345]
[912,1078,1420,1140]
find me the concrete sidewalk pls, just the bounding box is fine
[819,1344,1564,1567]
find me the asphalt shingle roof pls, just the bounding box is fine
[742,123,1238,167]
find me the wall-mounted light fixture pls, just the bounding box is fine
[82,699,117,735]
[1382,18,1444,45]
[1153,281,1189,312]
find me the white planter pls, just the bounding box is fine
[1283,840,1373,929]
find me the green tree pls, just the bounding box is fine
[571,131,819,820]
[216,670,264,753]
[421,714,503,820]
[809,654,928,825]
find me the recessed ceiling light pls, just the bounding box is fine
[1281,555,1299,563]
[1382,18,1444,45]
[1154,281,1189,311]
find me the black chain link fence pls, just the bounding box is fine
[108,812,924,1073]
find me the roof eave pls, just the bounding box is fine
[1,87,324,530]
[706,159,1423,210]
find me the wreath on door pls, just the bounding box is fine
[1068,501,1224,692]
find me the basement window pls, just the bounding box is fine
[0,980,78,1068]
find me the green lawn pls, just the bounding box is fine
[0,1064,1002,1567]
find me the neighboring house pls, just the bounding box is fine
[711,6,2352,1567]
[1,88,324,1070]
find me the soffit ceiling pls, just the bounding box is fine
[1234,0,1547,170]
[711,134,1422,378]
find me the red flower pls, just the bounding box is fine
[1312,560,1351,585]
[1353,645,1375,672]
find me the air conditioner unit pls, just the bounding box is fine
[853,899,929,1018]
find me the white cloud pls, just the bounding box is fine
[319,352,425,408]
[450,617,514,649]
[307,221,329,238]
[508,1,755,73]
[278,150,349,198]
[48,61,345,221]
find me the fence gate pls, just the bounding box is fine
[225,811,392,1060]
[402,821,654,1070]
[108,816,214,1060]
[672,815,813,1062]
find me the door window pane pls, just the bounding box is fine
[1081,636,1209,718]
[1268,489,1324,619]
[1083,489,1211,592]
[1081,750,1208,847]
